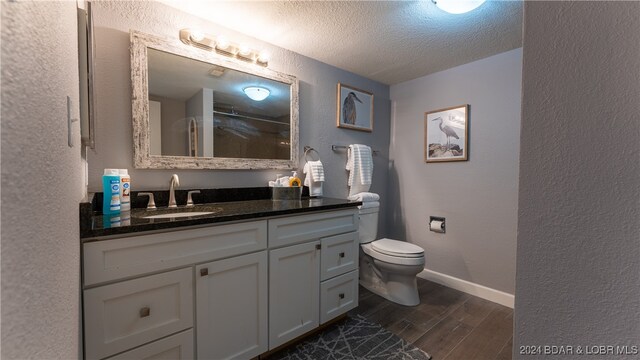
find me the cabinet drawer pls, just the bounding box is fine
[106,329,193,360]
[320,270,358,325]
[84,268,193,359]
[320,232,359,281]
[269,209,358,248]
[84,220,267,285]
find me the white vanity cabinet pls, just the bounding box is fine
[82,207,359,359]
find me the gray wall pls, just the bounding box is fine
[88,1,391,235]
[1,1,84,358]
[389,48,522,294]
[515,1,640,356]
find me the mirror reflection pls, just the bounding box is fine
[147,48,291,160]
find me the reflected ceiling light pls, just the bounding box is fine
[243,86,270,101]
[431,0,486,14]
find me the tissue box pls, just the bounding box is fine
[271,186,302,201]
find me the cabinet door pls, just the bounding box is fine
[269,241,320,349]
[196,251,268,360]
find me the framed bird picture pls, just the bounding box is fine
[336,83,373,132]
[424,104,469,162]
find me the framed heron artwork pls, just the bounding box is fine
[424,104,469,162]
[336,83,373,132]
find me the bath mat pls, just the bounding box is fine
[268,314,431,360]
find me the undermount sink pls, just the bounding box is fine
[143,211,215,219]
[135,205,224,220]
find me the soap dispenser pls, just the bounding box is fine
[289,171,302,187]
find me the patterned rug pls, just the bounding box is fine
[268,315,432,360]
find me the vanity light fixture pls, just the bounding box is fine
[179,29,269,67]
[243,86,270,101]
[431,0,486,14]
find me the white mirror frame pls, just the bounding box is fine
[130,30,299,169]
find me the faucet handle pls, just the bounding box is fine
[138,192,156,210]
[186,190,200,207]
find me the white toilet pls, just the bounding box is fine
[358,203,425,306]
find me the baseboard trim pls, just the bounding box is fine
[417,269,514,308]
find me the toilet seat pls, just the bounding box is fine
[371,238,424,258]
[361,241,425,266]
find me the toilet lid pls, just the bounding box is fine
[371,238,424,258]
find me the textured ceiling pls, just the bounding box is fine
[158,1,523,85]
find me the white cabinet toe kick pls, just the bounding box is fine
[82,208,359,359]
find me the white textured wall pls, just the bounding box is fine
[389,49,522,294]
[88,1,391,235]
[515,1,640,357]
[1,1,84,358]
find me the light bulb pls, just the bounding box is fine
[257,52,269,63]
[189,29,205,42]
[432,0,486,14]
[216,36,230,50]
[239,44,252,56]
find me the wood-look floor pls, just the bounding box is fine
[349,278,513,360]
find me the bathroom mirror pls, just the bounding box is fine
[131,31,299,169]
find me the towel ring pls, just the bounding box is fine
[304,146,321,162]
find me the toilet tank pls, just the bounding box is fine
[358,204,379,243]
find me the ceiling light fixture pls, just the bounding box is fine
[179,29,268,67]
[243,86,270,101]
[431,0,486,14]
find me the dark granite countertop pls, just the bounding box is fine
[81,197,360,241]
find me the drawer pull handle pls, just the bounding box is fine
[139,307,150,318]
[339,252,345,258]
[316,244,321,250]
[339,293,345,299]
[200,268,209,277]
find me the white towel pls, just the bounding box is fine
[346,144,373,186]
[346,144,373,197]
[303,161,324,197]
[357,201,380,210]
[348,192,380,202]
[308,161,324,182]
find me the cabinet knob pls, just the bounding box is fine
[339,293,345,299]
[315,244,321,250]
[200,268,208,277]
[139,306,150,318]
[339,252,345,258]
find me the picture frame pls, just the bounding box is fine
[336,83,373,132]
[424,104,469,162]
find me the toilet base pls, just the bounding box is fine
[359,254,423,307]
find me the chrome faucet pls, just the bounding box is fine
[168,174,179,208]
